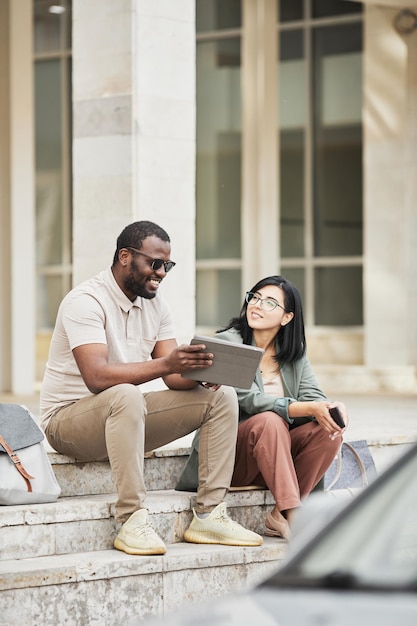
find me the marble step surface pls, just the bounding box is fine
[49,437,415,503]
[1,393,415,626]
[0,488,275,561]
[49,444,190,497]
[0,538,286,626]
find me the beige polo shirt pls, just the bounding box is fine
[40,268,175,429]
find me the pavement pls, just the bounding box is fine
[337,393,417,445]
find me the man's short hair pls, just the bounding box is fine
[112,221,170,265]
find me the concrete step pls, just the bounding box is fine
[49,434,416,500]
[1,393,415,625]
[49,444,190,498]
[0,489,275,561]
[0,538,286,626]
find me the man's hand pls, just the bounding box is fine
[152,339,217,391]
[72,339,218,394]
[163,343,214,373]
[198,381,221,391]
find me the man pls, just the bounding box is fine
[40,221,262,555]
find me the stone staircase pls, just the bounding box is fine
[1,391,416,625]
[0,444,287,626]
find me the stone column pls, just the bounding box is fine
[72,0,196,340]
[364,4,417,384]
[0,0,35,393]
[0,0,11,391]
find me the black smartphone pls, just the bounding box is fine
[329,406,345,428]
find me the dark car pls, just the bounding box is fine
[140,441,417,625]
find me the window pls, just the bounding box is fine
[280,1,363,326]
[34,0,72,332]
[195,0,363,330]
[196,1,242,328]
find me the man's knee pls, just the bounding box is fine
[107,383,146,423]
[216,385,239,416]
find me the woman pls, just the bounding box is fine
[215,275,347,540]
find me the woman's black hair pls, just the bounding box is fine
[217,275,306,367]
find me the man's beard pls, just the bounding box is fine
[124,277,156,299]
[124,260,156,299]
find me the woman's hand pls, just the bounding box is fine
[289,400,348,437]
[311,401,348,438]
[327,401,349,439]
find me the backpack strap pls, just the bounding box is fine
[0,435,34,492]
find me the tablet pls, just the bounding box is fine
[181,335,264,389]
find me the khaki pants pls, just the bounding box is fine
[45,383,238,522]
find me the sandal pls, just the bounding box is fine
[265,511,291,540]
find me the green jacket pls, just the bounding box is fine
[175,328,327,492]
[216,328,327,425]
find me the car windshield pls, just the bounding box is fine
[276,446,417,590]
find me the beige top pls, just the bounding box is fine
[40,268,174,429]
[262,373,285,398]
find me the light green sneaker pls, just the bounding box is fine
[184,502,263,547]
[114,509,167,555]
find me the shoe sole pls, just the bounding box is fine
[114,537,167,556]
[183,530,262,547]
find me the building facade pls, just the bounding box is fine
[1,0,417,395]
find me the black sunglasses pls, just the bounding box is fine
[126,247,176,273]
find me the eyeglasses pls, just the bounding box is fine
[245,291,286,312]
[126,247,176,273]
